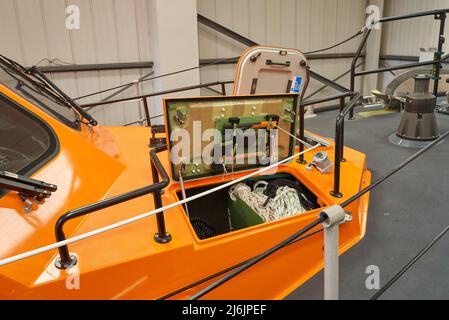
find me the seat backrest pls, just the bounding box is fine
[233,46,309,96]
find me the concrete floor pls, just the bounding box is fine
[287,108,449,300]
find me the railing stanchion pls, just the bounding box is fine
[54,235,78,269]
[339,97,346,162]
[142,97,151,127]
[332,93,361,198]
[54,145,170,268]
[349,28,371,120]
[151,156,172,244]
[433,13,446,96]
[331,114,343,198]
[221,82,227,96]
[297,97,306,164]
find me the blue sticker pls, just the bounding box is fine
[290,76,303,93]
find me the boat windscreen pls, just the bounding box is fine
[0,95,56,176]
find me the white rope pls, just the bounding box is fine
[275,125,313,148]
[258,185,305,218]
[229,183,275,221]
[0,144,320,267]
[229,181,305,222]
[269,186,306,219]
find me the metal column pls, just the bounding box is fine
[320,205,346,300]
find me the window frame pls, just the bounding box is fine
[0,62,82,131]
[0,94,60,199]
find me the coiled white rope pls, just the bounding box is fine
[229,181,305,222]
[0,144,320,267]
[229,183,275,221]
[257,185,305,218]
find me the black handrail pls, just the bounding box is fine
[300,91,353,108]
[54,145,170,269]
[297,65,310,164]
[377,8,449,23]
[331,93,362,198]
[354,57,449,77]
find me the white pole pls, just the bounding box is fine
[321,205,346,300]
[324,223,340,300]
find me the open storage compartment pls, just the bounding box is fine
[164,93,320,240]
[176,173,322,240]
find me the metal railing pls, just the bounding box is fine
[54,145,170,269]
[331,8,449,196]
[331,93,362,197]
[348,8,449,119]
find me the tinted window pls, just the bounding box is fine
[0,95,56,174]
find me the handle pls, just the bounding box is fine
[266,59,291,67]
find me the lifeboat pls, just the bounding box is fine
[0,47,371,300]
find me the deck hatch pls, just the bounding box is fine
[164,94,299,181]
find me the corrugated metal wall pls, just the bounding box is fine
[4,0,445,125]
[0,0,370,124]
[197,0,367,105]
[0,0,153,126]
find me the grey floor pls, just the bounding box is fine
[287,108,449,300]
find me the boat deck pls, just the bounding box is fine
[288,107,449,300]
